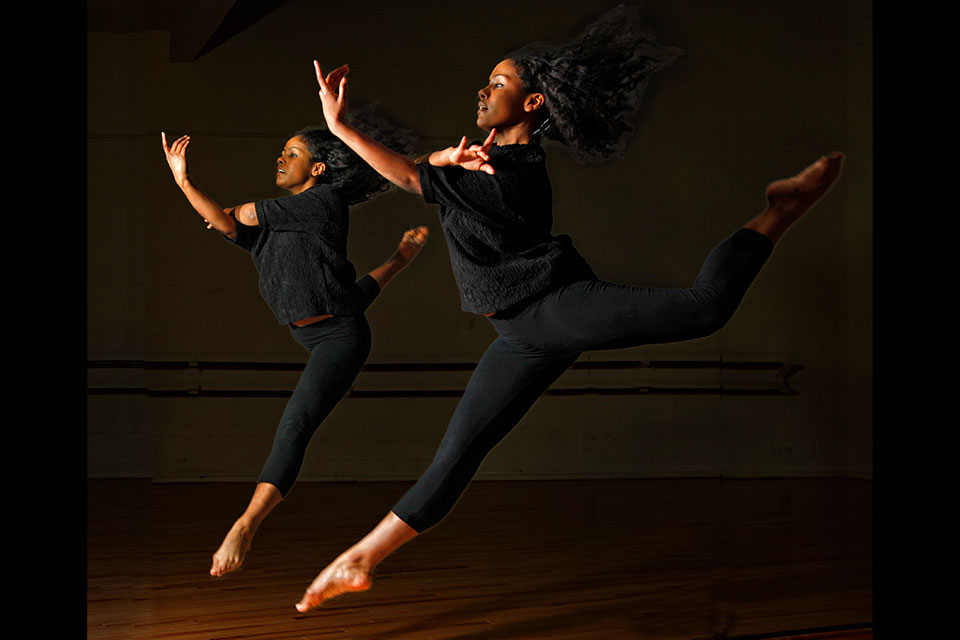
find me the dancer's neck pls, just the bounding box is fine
[493,123,534,146]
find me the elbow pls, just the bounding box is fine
[395,158,421,194]
[399,170,422,195]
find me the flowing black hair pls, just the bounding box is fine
[294,104,417,205]
[506,4,682,164]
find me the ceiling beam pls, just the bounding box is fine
[169,0,238,62]
[168,0,294,63]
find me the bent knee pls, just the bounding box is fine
[688,304,737,339]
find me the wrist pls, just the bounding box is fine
[327,118,351,139]
[427,148,454,167]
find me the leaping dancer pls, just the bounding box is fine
[294,6,842,611]
[161,69,429,577]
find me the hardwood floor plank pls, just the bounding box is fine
[88,478,871,639]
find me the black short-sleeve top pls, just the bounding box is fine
[225,184,365,324]
[417,142,595,314]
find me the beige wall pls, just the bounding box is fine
[87,0,872,481]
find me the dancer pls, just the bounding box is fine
[296,5,843,611]
[161,82,429,578]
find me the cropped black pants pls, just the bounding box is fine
[392,229,773,532]
[257,275,380,496]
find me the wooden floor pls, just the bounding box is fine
[87,478,871,640]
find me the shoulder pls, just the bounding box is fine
[260,184,345,211]
[295,184,344,206]
[489,143,546,165]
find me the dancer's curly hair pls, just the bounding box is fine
[507,4,682,165]
[295,104,417,205]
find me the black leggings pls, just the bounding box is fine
[392,229,773,532]
[257,276,380,496]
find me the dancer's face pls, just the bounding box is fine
[275,136,325,194]
[476,59,543,133]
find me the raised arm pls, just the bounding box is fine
[161,132,257,239]
[313,61,496,196]
[314,62,422,193]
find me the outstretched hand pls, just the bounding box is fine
[161,132,191,185]
[324,64,349,93]
[448,129,496,175]
[314,61,349,133]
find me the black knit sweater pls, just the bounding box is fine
[224,184,366,324]
[418,143,595,314]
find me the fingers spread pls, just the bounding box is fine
[326,64,350,90]
[468,144,490,161]
[172,136,190,154]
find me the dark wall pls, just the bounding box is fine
[87,0,872,481]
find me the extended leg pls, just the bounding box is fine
[210,228,427,577]
[295,337,580,610]
[495,227,773,353]
[257,319,372,495]
[489,153,844,353]
[210,316,371,577]
[393,338,581,532]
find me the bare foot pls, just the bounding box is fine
[295,556,372,612]
[395,225,429,266]
[745,152,843,244]
[765,152,844,222]
[210,520,252,577]
[368,226,429,289]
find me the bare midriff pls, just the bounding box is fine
[291,313,334,327]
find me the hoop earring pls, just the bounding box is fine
[533,117,552,137]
